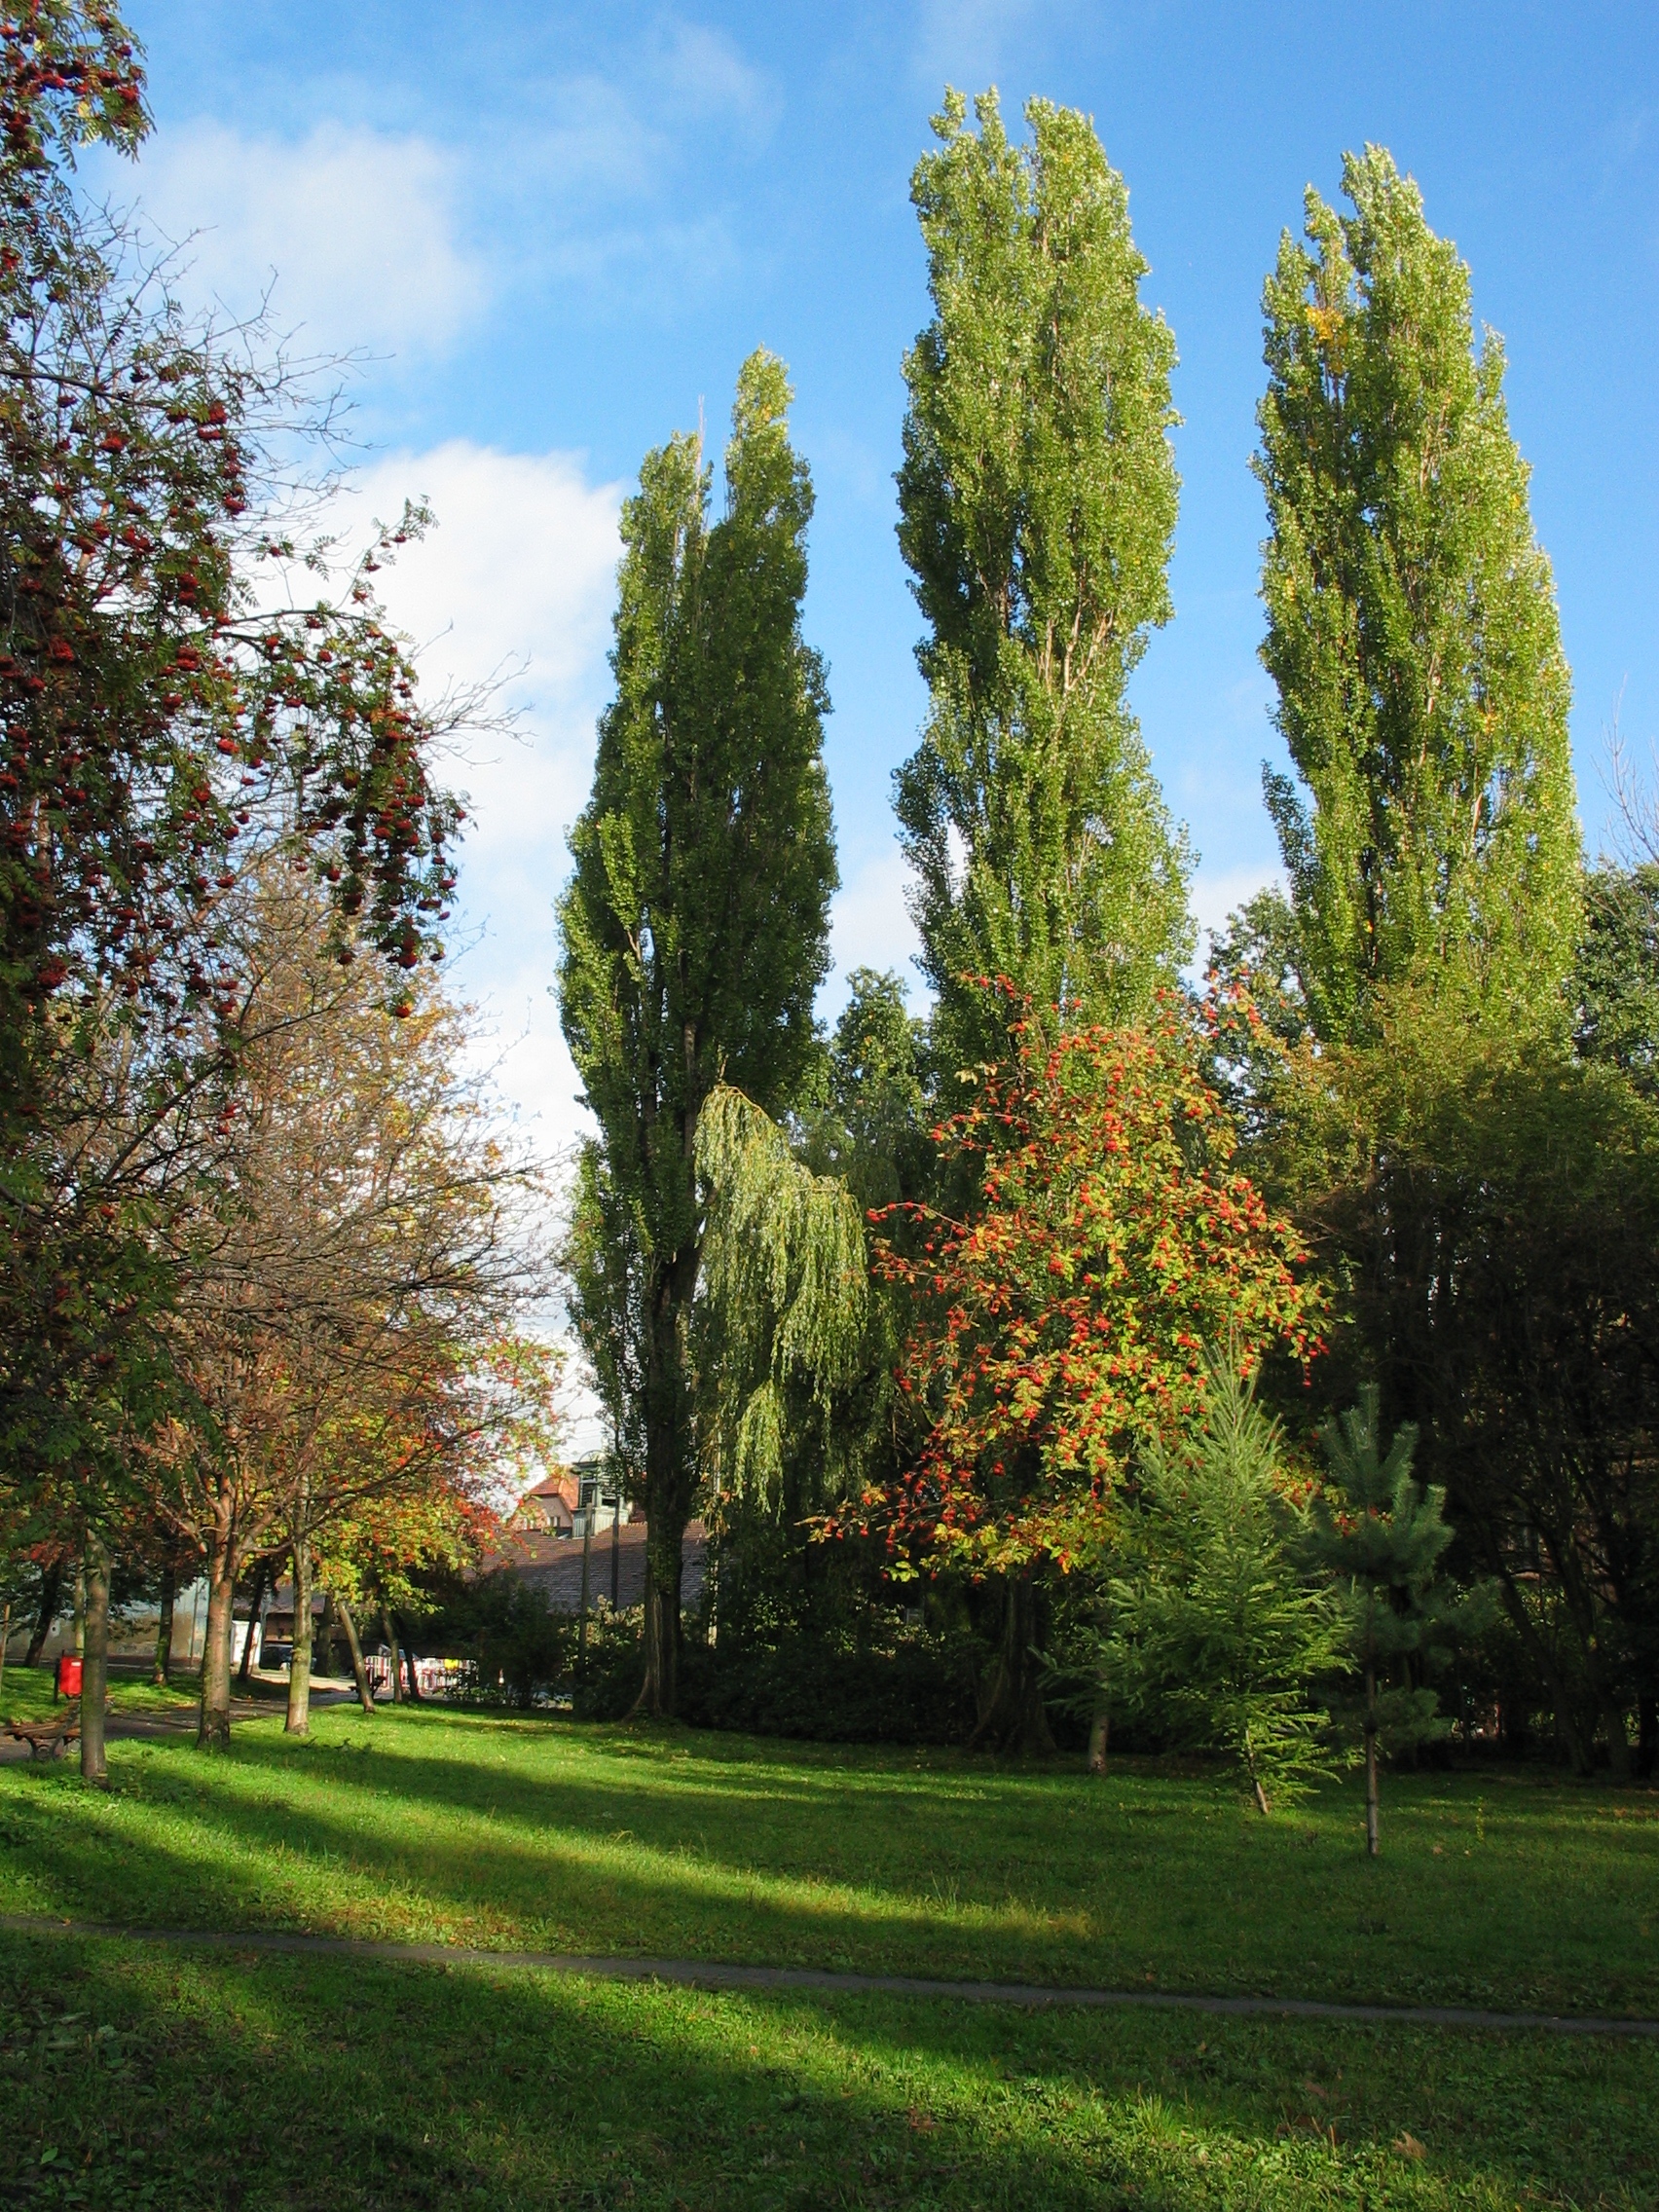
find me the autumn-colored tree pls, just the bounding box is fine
[0,10,469,1774]
[834,993,1321,1749]
[151,874,549,1747]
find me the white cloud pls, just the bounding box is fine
[650,20,779,136]
[130,120,488,361]
[828,843,924,1008]
[338,443,623,1156]
[913,0,1038,90]
[1189,864,1285,962]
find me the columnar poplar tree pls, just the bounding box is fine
[896,90,1192,1070]
[1255,146,1580,1041]
[558,351,836,1718]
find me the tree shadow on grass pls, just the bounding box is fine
[0,1926,1651,2212]
[0,1721,1654,2018]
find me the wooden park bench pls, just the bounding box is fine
[4,1712,80,1759]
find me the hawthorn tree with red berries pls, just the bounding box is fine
[835,995,1322,1751]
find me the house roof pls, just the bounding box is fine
[485,1520,707,1615]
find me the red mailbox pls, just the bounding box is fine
[55,1654,83,1701]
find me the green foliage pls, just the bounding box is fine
[694,1085,868,1511]
[1107,1357,1342,1812]
[421,1571,575,1711]
[1255,147,1580,1041]
[895,90,1192,1069]
[795,967,932,1215]
[1303,1386,1461,1759]
[1575,865,1659,1094]
[557,350,837,1708]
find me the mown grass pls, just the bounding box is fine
[0,1692,1651,2014]
[0,1687,1652,2207]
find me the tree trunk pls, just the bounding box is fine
[197,1500,238,1751]
[24,1557,62,1667]
[153,1565,175,1685]
[610,1498,621,1608]
[1600,1689,1633,1785]
[1087,1701,1109,1776]
[71,1563,85,1656]
[1364,1660,1381,1858]
[578,1511,593,1661]
[636,1514,684,1719]
[0,1599,10,1711]
[397,1616,423,1704]
[285,1540,313,1736]
[971,1575,1055,1755]
[381,1607,402,1705]
[1638,1695,1656,1782]
[314,1590,337,1680]
[335,1593,375,1714]
[80,1532,110,1785]
[236,1557,270,1692]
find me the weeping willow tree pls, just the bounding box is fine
[693,1087,871,1520]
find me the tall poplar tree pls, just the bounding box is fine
[895,91,1192,1068]
[558,351,836,1717]
[1254,146,1580,1041]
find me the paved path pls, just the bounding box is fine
[0,1685,362,1760]
[0,1914,1651,2038]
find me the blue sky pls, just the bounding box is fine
[95,1,1659,1156]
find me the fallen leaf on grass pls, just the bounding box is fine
[1393,2132,1426,2160]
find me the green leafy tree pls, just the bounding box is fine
[895,90,1192,1072]
[1253,146,1579,1042]
[1303,1385,1459,1854]
[1108,1354,1341,1814]
[1574,866,1659,1095]
[558,351,837,1717]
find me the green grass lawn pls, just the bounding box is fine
[0,1683,1652,2208]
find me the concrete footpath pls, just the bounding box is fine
[0,1913,1651,2038]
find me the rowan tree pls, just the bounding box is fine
[558,350,836,1717]
[832,992,1322,1749]
[895,90,1192,1074]
[0,8,467,1771]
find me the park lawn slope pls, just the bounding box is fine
[0,1926,1653,2211]
[0,1700,1652,2017]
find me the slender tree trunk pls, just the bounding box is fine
[71,1564,85,1657]
[153,1565,175,1685]
[971,1575,1054,1754]
[0,1600,10,1711]
[335,1593,375,1714]
[636,1515,684,1719]
[236,1558,270,1692]
[24,1558,62,1667]
[285,1538,313,1736]
[610,1496,621,1608]
[197,1498,238,1751]
[314,1590,336,1681]
[578,1512,593,1661]
[397,1616,423,1704]
[1599,1688,1633,1784]
[1364,1660,1381,1858]
[1087,1702,1109,1776]
[1638,1695,1656,1782]
[80,1532,110,1784]
[381,1606,403,1706]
